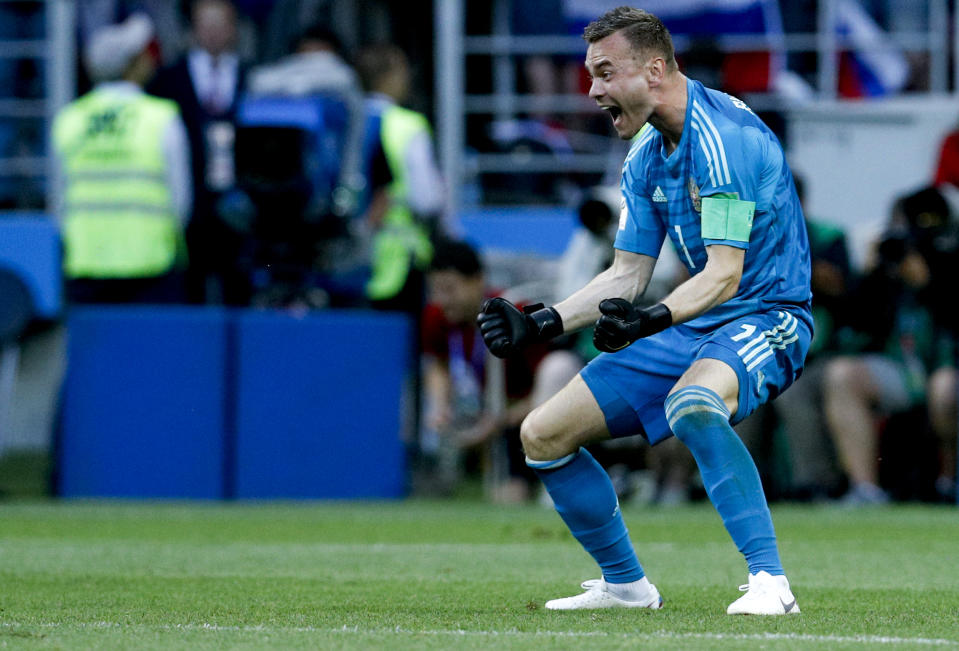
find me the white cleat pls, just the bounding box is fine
[726,571,801,615]
[545,579,663,610]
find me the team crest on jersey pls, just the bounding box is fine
[688,177,702,213]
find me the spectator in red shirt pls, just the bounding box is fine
[419,239,582,501]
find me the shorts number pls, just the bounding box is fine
[730,324,757,342]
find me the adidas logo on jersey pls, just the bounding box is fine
[652,186,668,202]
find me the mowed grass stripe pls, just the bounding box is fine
[1,538,956,589]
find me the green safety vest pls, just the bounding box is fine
[366,105,434,301]
[53,89,183,279]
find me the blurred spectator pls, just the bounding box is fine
[419,239,581,501]
[888,187,959,336]
[52,13,191,304]
[77,1,186,85]
[76,1,267,84]
[246,23,355,97]
[356,42,443,313]
[148,0,246,304]
[822,188,958,504]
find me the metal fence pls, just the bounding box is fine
[434,0,955,212]
[1,0,956,214]
[0,0,74,211]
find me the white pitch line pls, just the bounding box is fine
[326,628,958,646]
[2,623,957,646]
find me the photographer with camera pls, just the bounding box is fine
[822,187,958,504]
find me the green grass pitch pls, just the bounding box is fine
[0,500,957,649]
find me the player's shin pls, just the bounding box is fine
[527,448,645,585]
[665,386,783,575]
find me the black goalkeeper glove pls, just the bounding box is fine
[592,298,672,352]
[476,297,564,359]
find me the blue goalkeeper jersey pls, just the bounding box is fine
[615,78,812,331]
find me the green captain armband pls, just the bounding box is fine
[701,194,756,243]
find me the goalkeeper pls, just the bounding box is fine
[478,7,811,615]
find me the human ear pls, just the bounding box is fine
[646,57,666,87]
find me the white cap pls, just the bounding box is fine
[84,13,155,82]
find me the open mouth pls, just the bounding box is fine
[602,105,623,125]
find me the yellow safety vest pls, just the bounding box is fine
[366,105,434,301]
[52,89,183,279]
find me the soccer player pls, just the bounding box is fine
[477,7,811,615]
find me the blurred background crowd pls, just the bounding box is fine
[1,0,958,507]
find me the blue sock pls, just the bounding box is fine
[527,449,644,583]
[665,386,783,575]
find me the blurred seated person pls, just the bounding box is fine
[420,240,582,501]
[886,187,958,500]
[148,0,246,303]
[823,197,957,504]
[53,13,191,304]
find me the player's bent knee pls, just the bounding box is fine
[520,408,565,461]
[519,410,545,459]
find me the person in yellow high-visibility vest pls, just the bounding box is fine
[356,43,444,314]
[52,13,192,304]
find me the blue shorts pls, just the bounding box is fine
[580,307,812,445]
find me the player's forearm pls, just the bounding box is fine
[553,263,650,332]
[661,262,740,324]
